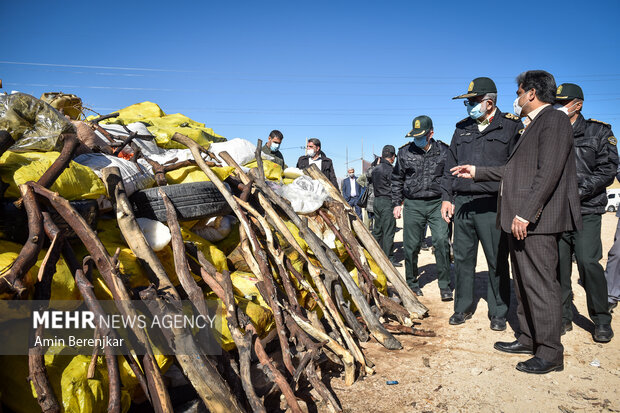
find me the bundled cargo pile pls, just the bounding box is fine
[0,93,429,413]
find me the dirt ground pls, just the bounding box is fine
[327,212,620,413]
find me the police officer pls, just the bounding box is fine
[370,145,400,266]
[441,77,521,329]
[555,83,618,343]
[392,116,450,296]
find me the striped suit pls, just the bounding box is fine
[476,105,582,364]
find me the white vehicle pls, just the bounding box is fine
[606,189,620,212]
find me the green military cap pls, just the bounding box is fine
[406,115,433,137]
[556,83,584,101]
[452,77,497,99]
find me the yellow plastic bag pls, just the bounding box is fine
[0,151,106,200]
[147,125,214,149]
[94,101,165,125]
[0,352,132,413]
[244,160,283,181]
[165,166,234,185]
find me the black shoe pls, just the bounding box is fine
[593,324,614,343]
[449,312,472,325]
[440,289,453,302]
[493,340,534,355]
[561,320,573,336]
[490,317,507,331]
[516,356,563,374]
[390,261,403,267]
[610,301,618,313]
[410,286,423,296]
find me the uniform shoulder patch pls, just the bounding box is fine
[588,118,611,127]
[609,136,617,145]
[398,142,410,149]
[504,113,520,121]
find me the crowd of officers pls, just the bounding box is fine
[362,77,617,345]
[261,75,618,350]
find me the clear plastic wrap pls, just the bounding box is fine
[0,93,74,152]
[280,175,330,214]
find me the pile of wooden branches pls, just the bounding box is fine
[1,130,430,413]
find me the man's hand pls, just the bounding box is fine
[511,216,529,240]
[393,205,402,219]
[450,165,476,179]
[441,201,454,223]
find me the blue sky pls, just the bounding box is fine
[2,0,619,178]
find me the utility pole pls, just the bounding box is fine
[361,137,364,172]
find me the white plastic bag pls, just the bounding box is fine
[74,153,155,196]
[95,122,162,156]
[281,175,329,214]
[209,138,274,166]
[136,217,171,251]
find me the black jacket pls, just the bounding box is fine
[296,151,339,188]
[572,114,619,214]
[370,158,393,198]
[441,110,521,202]
[391,139,448,206]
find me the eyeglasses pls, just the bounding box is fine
[464,99,489,106]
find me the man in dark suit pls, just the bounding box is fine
[296,138,339,188]
[341,167,363,218]
[452,70,582,375]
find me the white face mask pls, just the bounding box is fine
[307,148,316,157]
[553,101,579,117]
[513,92,530,118]
[270,142,280,151]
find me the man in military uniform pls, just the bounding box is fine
[392,116,450,296]
[370,145,400,266]
[555,83,617,343]
[261,130,286,168]
[441,77,521,329]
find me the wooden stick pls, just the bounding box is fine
[160,188,210,319]
[248,169,401,350]
[304,165,428,319]
[28,211,61,413]
[0,184,44,297]
[28,324,60,413]
[218,150,369,369]
[196,256,266,413]
[29,183,173,413]
[101,167,178,298]
[288,311,356,386]
[139,287,245,413]
[101,168,242,413]
[42,213,133,410]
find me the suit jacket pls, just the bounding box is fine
[296,151,339,188]
[341,176,362,200]
[475,106,582,234]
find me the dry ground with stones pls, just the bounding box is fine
[328,212,620,413]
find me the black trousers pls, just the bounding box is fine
[557,213,611,325]
[510,232,563,364]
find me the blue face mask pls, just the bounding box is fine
[466,102,487,120]
[270,142,280,151]
[413,136,428,148]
